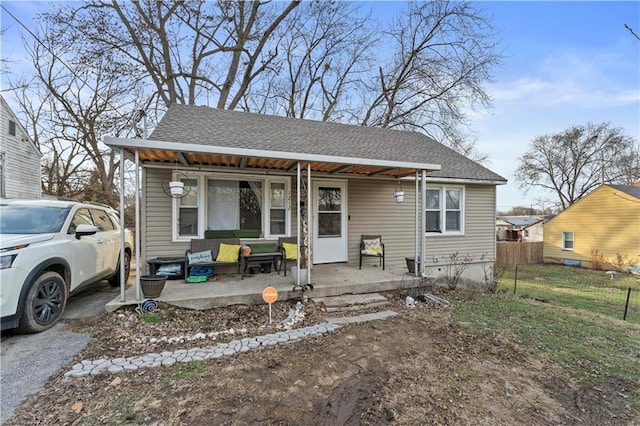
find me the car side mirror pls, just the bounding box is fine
[75,224,99,240]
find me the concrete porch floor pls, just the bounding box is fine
[105,263,424,312]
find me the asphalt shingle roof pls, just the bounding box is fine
[498,216,543,227]
[149,105,506,183]
[610,184,640,200]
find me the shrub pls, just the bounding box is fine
[590,249,606,270]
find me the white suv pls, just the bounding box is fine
[0,199,134,333]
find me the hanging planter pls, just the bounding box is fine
[161,170,193,199]
[168,180,184,197]
[393,180,404,203]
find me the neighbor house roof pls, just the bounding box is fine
[106,105,506,182]
[497,216,544,228]
[610,184,640,200]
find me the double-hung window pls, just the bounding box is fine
[178,178,199,237]
[425,186,464,235]
[174,174,289,240]
[562,232,574,250]
[269,182,287,235]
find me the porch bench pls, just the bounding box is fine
[185,238,242,278]
[240,242,282,279]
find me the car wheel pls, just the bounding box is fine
[108,251,131,287]
[17,271,68,333]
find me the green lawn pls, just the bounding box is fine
[497,264,640,323]
[452,293,640,404]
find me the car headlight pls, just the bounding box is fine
[0,254,17,270]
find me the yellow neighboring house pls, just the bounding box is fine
[543,184,640,270]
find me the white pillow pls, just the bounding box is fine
[187,250,213,264]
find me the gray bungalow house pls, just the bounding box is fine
[106,105,506,289]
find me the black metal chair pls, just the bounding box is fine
[359,235,385,270]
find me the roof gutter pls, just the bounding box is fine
[104,136,441,172]
[423,176,508,186]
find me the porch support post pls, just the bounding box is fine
[420,170,427,277]
[414,171,419,277]
[135,148,141,301]
[296,162,301,287]
[119,148,126,302]
[306,162,311,285]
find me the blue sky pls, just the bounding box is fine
[1,1,639,212]
[470,1,640,211]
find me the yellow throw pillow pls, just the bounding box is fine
[216,243,241,262]
[282,242,298,260]
[361,238,382,256]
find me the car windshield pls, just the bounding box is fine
[0,205,71,234]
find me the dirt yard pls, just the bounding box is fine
[5,292,639,425]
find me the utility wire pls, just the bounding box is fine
[0,3,142,129]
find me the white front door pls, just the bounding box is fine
[312,180,348,264]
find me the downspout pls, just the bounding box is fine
[421,170,427,278]
[119,148,126,302]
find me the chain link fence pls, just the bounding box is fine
[497,264,640,324]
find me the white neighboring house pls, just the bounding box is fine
[0,95,41,199]
[496,215,548,242]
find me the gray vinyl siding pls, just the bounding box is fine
[425,184,497,264]
[143,169,497,274]
[348,180,497,268]
[143,168,300,271]
[144,168,190,268]
[348,179,418,268]
[0,97,41,199]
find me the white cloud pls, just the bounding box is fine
[489,47,640,109]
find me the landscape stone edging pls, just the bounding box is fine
[64,311,397,378]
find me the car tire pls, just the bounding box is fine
[17,271,68,333]
[108,250,131,287]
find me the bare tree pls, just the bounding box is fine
[43,0,301,109]
[358,1,500,161]
[13,82,90,197]
[9,0,502,202]
[243,1,376,122]
[514,122,639,209]
[38,0,499,137]
[15,25,147,203]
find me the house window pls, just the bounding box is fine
[8,120,16,136]
[207,179,262,231]
[178,178,199,237]
[173,174,289,240]
[562,232,574,250]
[425,186,464,234]
[317,187,342,237]
[269,182,286,235]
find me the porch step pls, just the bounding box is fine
[312,293,389,313]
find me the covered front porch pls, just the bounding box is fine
[106,263,424,312]
[104,106,450,309]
